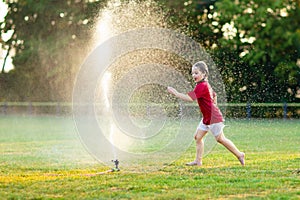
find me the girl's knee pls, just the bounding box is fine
[215,133,225,143]
[195,137,204,144]
[194,130,207,141]
[194,133,203,143]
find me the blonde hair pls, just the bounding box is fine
[193,61,209,79]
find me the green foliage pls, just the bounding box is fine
[0,0,104,101]
[210,0,300,102]
[0,0,299,103]
[160,0,300,103]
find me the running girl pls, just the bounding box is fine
[167,61,245,166]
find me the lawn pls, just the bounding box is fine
[0,115,299,199]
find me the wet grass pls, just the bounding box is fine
[0,116,299,199]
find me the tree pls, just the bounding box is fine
[0,0,103,101]
[215,0,300,102]
[1,0,299,103]
[161,0,300,102]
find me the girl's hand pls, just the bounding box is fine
[167,86,193,102]
[167,86,177,96]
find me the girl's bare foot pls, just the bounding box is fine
[186,161,202,166]
[238,152,245,166]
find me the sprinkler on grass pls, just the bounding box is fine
[83,159,120,176]
[111,159,120,172]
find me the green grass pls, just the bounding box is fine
[0,115,299,199]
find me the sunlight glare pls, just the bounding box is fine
[0,1,8,22]
[94,10,113,45]
[101,71,112,109]
[221,21,237,40]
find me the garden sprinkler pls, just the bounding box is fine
[111,159,120,172]
[84,159,120,176]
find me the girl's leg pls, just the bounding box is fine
[215,132,245,165]
[186,129,208,166]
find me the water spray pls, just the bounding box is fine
[73,0,225,172]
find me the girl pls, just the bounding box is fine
[167,61,245,166]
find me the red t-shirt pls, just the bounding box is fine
[188,81,224,125]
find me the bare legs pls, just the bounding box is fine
[216,132,245,165]
[186,129,207,166]
[187,129,245,166]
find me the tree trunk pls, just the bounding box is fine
[1,45,11,73]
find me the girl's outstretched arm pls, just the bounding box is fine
[167,86,193,102]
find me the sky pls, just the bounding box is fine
[0,1,14,72]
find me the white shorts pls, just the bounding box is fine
[197,119,225,137]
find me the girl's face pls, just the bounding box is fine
[191,67,205,83]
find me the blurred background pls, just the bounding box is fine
[0,0,299,118]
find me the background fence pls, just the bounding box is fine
[0,102,300,119]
